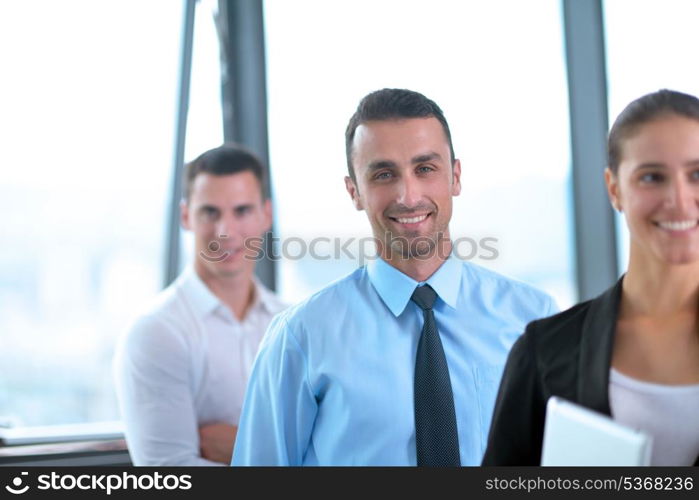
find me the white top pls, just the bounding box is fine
[609,368,699,466]
[113,267,287,465]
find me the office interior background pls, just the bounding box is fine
[1,0,698,464]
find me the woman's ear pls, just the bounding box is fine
[604,167,622,212]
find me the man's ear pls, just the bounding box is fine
[451,159,462,196]
[180,200,191,230]
[345,176,364,211]
[262,198,273,232]
[604,167,622,212]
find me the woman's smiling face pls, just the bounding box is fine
[607,114,699,265]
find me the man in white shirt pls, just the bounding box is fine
[114,145,286,465]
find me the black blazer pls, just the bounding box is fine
[481,277,699,466]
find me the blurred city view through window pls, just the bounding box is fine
[3,0,697,430]
[264,0,577,309]
[603,0,699,273]
[0,0,222,428]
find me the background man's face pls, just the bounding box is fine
[181,171,271,280]
[345,117,461,260]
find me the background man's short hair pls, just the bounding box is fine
[183,144,268,202]
[344,88,456,181]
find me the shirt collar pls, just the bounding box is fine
[178,267,280,320]
[425,254,461,310]
[178,266,221,318]
[250,275,282,315]
[367,255,462,317]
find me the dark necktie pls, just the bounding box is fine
[411,284,461,466]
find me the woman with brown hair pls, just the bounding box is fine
[483,89,699,466]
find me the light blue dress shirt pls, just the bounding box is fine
[232,256,557,465]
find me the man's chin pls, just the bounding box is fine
[206,261,245,278]
[385,239,437,260]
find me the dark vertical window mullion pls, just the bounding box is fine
[217,0,276,290]
[164,0,197,288]
[563,0,618,300]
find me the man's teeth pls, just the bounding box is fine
[658,220,698,231]
[395,214,428,224]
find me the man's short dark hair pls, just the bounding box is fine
[345,88,456,181]
[183,144,268,202]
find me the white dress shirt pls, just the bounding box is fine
[113,266,287,465]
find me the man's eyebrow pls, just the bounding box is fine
[634,159,699,171]
[197,204,220,212]
[411,152,442,164]
[233,203,254,211]
[366,153,444,172]
[366,160,398,172]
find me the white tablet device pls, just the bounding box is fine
[541,396,652,466]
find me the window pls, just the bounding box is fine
[0,1,189,428]
[264,0,576,308]
[180,0,225,268]
[604,0,699,272]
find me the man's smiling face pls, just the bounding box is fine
[345,117,461,260]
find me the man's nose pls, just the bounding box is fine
[396,174,422,208]
[215,214,238,238]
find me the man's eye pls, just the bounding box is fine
[201,208,219,220]
[639,172,662,183]
[375,171,393,180]
[417,165,434,174]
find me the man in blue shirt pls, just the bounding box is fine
[232,88,556,465]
